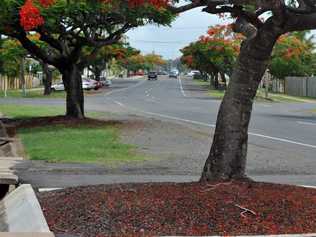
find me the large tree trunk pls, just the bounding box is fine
[62,64,84,119]
[42,62,53,95]
[201,29,279,181]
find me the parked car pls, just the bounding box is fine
[187,70,200,77]
[82,79,102,90]
[148,71,158,80]
[169,70,179,78]
[99,77,112,87]
[51,81,65,91]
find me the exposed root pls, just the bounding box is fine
[200,181,233,192]
[235,204,256,218]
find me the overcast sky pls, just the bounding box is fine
[126,8,229,60]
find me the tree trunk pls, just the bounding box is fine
[62,64,84,119]
[42,62,53,95]
[19,57,26,96]
[214,73,219,90]
[209,73,214,89]
[201,29,279,181]
[220,72,227,90]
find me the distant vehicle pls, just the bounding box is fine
[169,70,179,78]
[148,71,158,80]
[187,70,200,77]
[52,79,101,92]
[51,81,64,91]
[82,79,102,90]
[99,77,112,87]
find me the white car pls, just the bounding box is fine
[187,70,200,77]
[51,81,64,91]
[51,79,101,92]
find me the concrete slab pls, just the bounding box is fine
[0,174,18,185]
[0,184,51,232]
[0,157,24,161]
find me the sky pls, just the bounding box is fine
[126,8,228,60]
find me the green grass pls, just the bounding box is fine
[193,79,225,99]
[0,103,147,164]
[19,124,146,164]
[193,79,316,103]
[256,89,316,103]
[0,104,109,119]
[0,104,65,118]
[0,89,66,98]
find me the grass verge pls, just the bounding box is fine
[0,89,66,98]
[0,104,146,164]
[193,79,316,103]
[19,124,145,164]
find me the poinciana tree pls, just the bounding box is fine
[3,0,316,181]
[270,33,316,79]
[181,24,241,89]
[0,0,175,118]
[167,0,316,181]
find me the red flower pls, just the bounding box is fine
[20,0,45,31]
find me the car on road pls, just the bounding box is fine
[169,70,179,78]
[83,79,102,90]
[99,77,112,87]
[148,71,158,80]
[187,70,200,77]
[51,79,102,92]
[51,81,65,91]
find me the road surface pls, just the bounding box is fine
[1,76,316,187]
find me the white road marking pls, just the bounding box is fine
[297,121,316,126]
[113,100,316,149]
[114,101,124,107]
[104,79,147,97]
[178,77,186,97]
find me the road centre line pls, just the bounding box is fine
[104,79,147,97]
[178,77,186,97]
[113,100,316,149]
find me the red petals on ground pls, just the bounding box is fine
[38,181,316,236]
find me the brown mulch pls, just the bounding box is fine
[38,181,316,236]
[1,116,122,129]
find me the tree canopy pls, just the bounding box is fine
[181,24,241,80]
[270,33,316,79]
[0,0,176,118]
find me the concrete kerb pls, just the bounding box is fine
[0,184,51,233]
[165,235,316,237]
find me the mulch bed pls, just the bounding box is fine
[38,181,316,236]
[1,116,122,129]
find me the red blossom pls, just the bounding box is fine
[20,0,45,31]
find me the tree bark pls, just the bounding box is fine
[19,57,26,96]
[61,64,84,119]
[201,28,279,181]
[214,73,219,90]
[42,62,53,95]
[220,72,227,90]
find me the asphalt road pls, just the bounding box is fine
[1,76,316,187]
[102,76,316,185]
